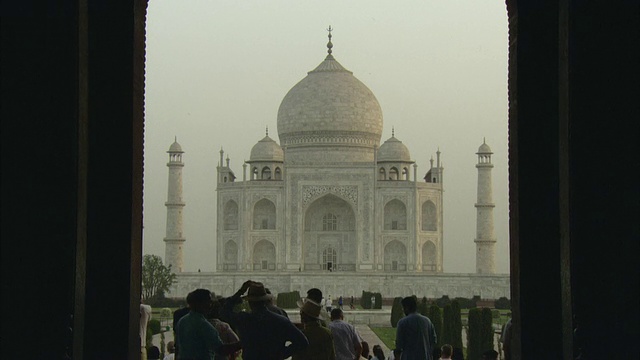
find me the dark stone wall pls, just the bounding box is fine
[1,1,145,359]
[1,0,637,359]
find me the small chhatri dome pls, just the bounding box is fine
[378,133,412,162]
[477,138,493,154]
[168,137,183,153]
[250,134,284,162]
[277,28,383,153]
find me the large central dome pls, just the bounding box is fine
[277,48,383,156]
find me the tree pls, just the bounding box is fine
[142,254,177,301]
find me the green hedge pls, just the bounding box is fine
[481,307,494,354]
[467,307,494,360]
[418,296,429,316]
[467,308,483,360]
[428,304,443,348]
[390,297,404,328]
[453,297,476,309]
[441,304,454,346]
[360,291,382,309]
[148,319,161,335]
[451,300,463,350]
[435,295,451,308]
[494,296,511,310]
[276,291,301,309]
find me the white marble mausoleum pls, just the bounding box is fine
[164,31,510,299]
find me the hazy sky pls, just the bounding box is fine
[143,0,509,274]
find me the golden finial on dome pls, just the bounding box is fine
[326,25,333,55]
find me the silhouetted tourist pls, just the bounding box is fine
[147,345,161,360]
[371,344,385,360]
[172,295,191,358]
[163,341,175,360]
[338,296,344,309]
[350,296,355,310]
[140,300,152,360]
[395,296,437,360]
[481,349,498,360]
[206,298,240,360]
[265,287,289,319]
[176,288,242,360]
[328,308,363,360]
[222,280,308,360]
[439,344,453,360]
[500,317,512,360]
[360,341,371,359]
[451,347,464,360]
[292,300,335,360]
[299,287,329,324]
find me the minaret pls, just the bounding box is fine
[163,137,185,273]
[475,139,496,274]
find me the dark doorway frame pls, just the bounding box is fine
[1,0,638,359]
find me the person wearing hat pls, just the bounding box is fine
[221,280,309,360]
[291,300,336,360]
[176,289,242,360]
[297,288,330,326]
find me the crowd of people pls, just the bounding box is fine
[140,280,507,360]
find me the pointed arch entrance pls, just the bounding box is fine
[384,240,407,271]
[253,239,275,271]
[303,194,356,271]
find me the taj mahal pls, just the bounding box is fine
[163,31,510,300]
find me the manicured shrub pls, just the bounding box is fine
[451,300,463,350]
[467,308,483,360]
[276,291,301,309]
[435,295,451,308]
[148,318,162,335]
[361,291,383,309]
[481,307,495,354]
[428,304,443,348]
[494,296,511,310]
[390,297,404,328]
[361,291,371,309]
[418,296,429,316]
[454,297,476,309]
[441,304,454,346]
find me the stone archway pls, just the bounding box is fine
[384,240,407,271]
[253,239,275,271]
[303,194,356,271]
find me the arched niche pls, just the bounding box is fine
[261,166,271,180]
[378,167,386,180]
[421,200,437,231]
[303,194,356,271]
[253,239,275,271]
[384,240,407,271]
[253,198,276,230]
[422,241,437,271]
[223,200,238,230]
[223,240,238,271]
[384,199,407,230]
[389,167,399,180]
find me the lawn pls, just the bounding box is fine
[370,327,397,350]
